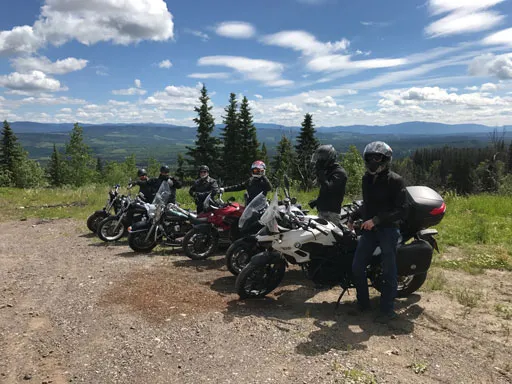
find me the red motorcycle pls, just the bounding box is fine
[182,193,244,260]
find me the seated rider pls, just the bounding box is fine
[220,161,272,205]
[189,165,220,214]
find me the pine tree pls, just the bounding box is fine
[176,153,185,181]
[259,143,269,168]
[238,96,259,176]
[48,144,64,186]
[271,135,294,185]
[63,123,95,186]
[186,84,220,177]
[294,113,319,190]
[507,141,512,174]
[96,157,104,177]
[221,93,241,183]
[0,120,23,185]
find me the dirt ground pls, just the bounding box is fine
[0,219,510,384]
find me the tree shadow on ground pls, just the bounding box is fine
[78,232,97,238]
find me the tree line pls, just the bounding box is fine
[1,84,511,197]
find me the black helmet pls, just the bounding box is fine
[311,145,337,169]
[199,165,209,178]
[363,141,392,174]
[137,168,147,177]
[160,165,170,174]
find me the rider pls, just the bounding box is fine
[189,165,220,214]
[128,168,154,202]
[349,141,407,324]
[308,145,347,223]
[148,165,182,204]
[220,160,272,205]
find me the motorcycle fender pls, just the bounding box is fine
[95,210,109,216]
[128,221,152,233]
[251,251,282,266]
[396,239,433,276]
[193,223,214,234]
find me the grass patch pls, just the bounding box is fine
[408,362,428,374]
[422,269,448,292]
[495,303,512,320]
[435,245,512,274]
[342,369,377,384]
[455,288,482,308]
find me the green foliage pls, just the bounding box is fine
[238,96,259,177]
[186,84,221,178]
[146,157,160,177]
[0,120,23,186]
[271,135,295,186]
[221,93,241,184]
[62,123,96,186]
[340,145,365,199]
[294,113,319,190]
[175,153,185,181]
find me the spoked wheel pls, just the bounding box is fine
[226,239,260,276]
[87,211,108,233]
[97,216,125,242]
[128,231,157,253]
[182,229,218,260]
[235,261,286,299]
[396,273,427,297]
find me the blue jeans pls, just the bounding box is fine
[352,227,400,313]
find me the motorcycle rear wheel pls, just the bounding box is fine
[128,231,157,253]
[97,216,125,242]
[182,229,218,260]
[226,239,261,276]
[87,211,108,233]
[235,261,286,299]
[396,273,428,297]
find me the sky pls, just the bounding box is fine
[0,0,511,127]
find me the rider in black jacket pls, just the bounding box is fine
[349,141,407,324]
[220,161,272,205]
[145,165,182,204]
[189,165,220,214]
[129,168,154,202]
[309,145,347,223]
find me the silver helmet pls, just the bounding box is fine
[363,141,392,174]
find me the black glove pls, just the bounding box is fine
[308,199,317,209]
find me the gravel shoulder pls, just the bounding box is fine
[0,219,511,384]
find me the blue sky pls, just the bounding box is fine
[0,0,511,127]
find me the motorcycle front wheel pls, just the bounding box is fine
[87,211,108,233]
[182,229,218,260]
[396,273,428,297]
[97,216,125,242]
[235,261,286,299]
[128,231,158,253]
[226,239,261,276]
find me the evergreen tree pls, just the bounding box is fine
[340,145,365,198]
[221,93,241,183]
[147,157,160,177]
[96,157,104,177]
[238,96,259,176]
[294,113,319,190]
[63,123,95,186]
[48,144,64,186]
[0,120,23,185]
[176,153,185,181]
[186,84,220,177]
[271,135,294,185]
[507,141,512,174]
[259,143,269,168]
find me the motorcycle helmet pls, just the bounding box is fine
[251,160,266,178]
[363,141,392,175]
[160,165,170,174]
[199,165,209,179]
[311,145,337,170]
[137,168,147,177]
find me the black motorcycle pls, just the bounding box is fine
[235,186,446,302]
[127,182,201,253]
[86,184,121,233]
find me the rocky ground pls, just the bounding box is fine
[0,218,510,384]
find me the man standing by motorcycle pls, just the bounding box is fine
[189,165,220,214]
[129,168,154,202]
[350,141,407,324]
[309,145,348,223]
[219,160,272,205]
[148,165,182,204]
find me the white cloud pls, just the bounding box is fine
[184,29,209,41]
[0,71,65,92]
[134,79,142,88]
[94,65,109,76]
[425,0,505,37]
[112,83,147,96]
[198,55,293,87]
[465,85,479,91]
[158,59,173,69]
[19,96,86,105]
[482,28,512,46]
[274,103,302,112]
[360,21,391,27]
[262,30,349,56]
[60,108,72,113]
[143,84,200,110]
[480,82,498,92]
[187,72,230,79]
[108,100,131,106]
[304,96,337,108]
[468,53,512,80]
[0,0,174,55]
[307,55,406,72]
[11,56,88,74]
[215,21,256,39]
[254,94,263,99]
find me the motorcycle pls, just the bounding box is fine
[225,183,311,276]
[96,189,148,242]
[86,184,121,233]
[127,182,200,253]
[182,192,244,260]
[235,185,446,304]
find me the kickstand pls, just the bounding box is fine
[335,288,348,310]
